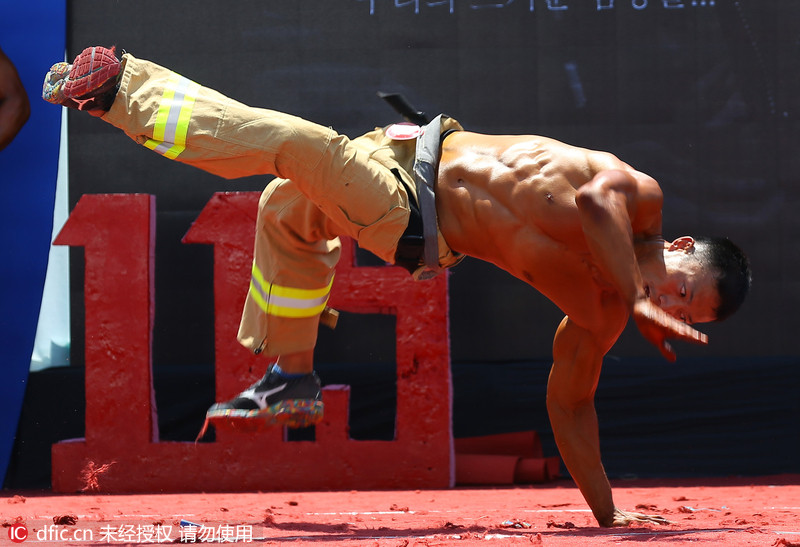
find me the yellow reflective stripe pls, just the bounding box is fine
[248,279,269,313]
[269,280,334,301]
[251,262,269,296]
[142,74,200,160]
[152,78,176,142]
[249,265,334,319]
[173,92,196,147]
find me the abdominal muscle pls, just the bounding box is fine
[434,131,628,331]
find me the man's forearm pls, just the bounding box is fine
[548,400,616,526]
[575,176,645,310]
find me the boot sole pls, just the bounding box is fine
[206,400,324,430]
[63,47,121,99]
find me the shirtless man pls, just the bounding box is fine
[43,46,751,527]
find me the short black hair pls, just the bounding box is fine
[693,236,751,321]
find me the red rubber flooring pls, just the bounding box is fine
[3,475,799,545]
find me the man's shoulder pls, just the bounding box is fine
[553,296,629,361]
[566,289,630,351]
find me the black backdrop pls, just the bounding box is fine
[6,0,800,488]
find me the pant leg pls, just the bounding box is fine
[103,53,411,263]
[238,179,342,356]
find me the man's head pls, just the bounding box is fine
[644,236,751,324]
[691,236,751,321]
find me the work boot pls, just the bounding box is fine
[43,46,121,113]
[205,364,324,429]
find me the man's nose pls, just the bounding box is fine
[658,294,679,311]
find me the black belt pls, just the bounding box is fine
[394,116,456,278]
[393,170,425,275]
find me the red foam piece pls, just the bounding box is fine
[51,192,454,493]
[455,455,560,486]
[454,431,561,485]
[514,457,548,483]
[455,454,519,485]
[455,431,543,459]
[545,455,562,480]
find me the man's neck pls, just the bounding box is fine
[634,238,667,269]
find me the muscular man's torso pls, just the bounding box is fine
[435,131,637,332]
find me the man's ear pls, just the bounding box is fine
[668,236,695,253]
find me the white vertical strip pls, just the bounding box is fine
[30,106,71,371]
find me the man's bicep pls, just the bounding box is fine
[626,170,663,236]
[548,316,607,409]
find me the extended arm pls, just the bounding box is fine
[547,316,670,527]
[0,47,30,151]
[575,169,706,361]
[547,316,614,525]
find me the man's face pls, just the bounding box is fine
[646,248,720,325]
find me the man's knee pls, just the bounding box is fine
[259,180,334,241]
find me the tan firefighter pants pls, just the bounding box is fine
[102,54,462,357]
